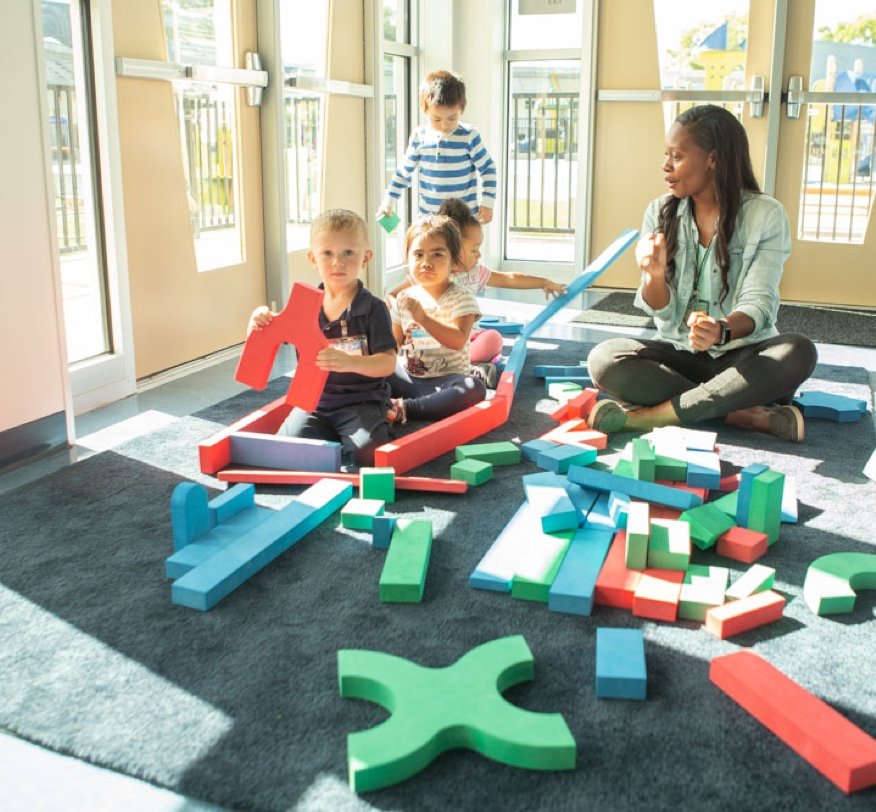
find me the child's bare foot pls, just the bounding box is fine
[387,398,407,425]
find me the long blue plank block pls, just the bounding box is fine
[502,335,528,393]
[171,479,353,610]
[533,365,588,378]
[521,229,639,339]
[596,627,647,700]
[548,528,614,616]
[567,464,703,511]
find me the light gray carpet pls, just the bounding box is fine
[0,340,874,811]
[574,290,876,347]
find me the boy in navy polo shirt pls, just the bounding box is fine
[247,210,397,470]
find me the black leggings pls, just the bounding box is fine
[586,333,818,423]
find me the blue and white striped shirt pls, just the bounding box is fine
[382,122,497,216]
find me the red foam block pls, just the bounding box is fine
[215,468,468,494]
[594,530,642,610]
[710,649,876,793]
[704,589,785,638]
[716,525,768,563]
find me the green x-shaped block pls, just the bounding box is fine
[338,634,576,792]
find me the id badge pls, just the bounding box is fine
[329,335,368,356]
[410,326,440,350]
[685,297,709,322]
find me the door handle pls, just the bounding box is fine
[786,75,804,119]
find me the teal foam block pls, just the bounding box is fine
[371,516,397,550]
[544,376,593,388]
[521,228,638,339]
[521,438,555,463]
[583,491,616,531]
[502,336,528,392]
[494,321,524,335]
[567,484,600,524]
[793,390,868,422]
[548,528,614,615]
[170,479,352,611]
[596,627,647,700]
[536,443,597,474]
[567,464,704,511]
[533,365,588,378]
[684,449,720,490]
[736,462,768,527]
[608,491,631,528]
[523,472,578,533]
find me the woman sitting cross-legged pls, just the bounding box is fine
[587,104,817,443]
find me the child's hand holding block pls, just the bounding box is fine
[377,211,400,233]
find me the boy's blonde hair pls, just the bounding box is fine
[404,215,462,267]
[419,70,467,113]
[310,209,369,243]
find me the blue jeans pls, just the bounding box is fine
[586,333,817,423]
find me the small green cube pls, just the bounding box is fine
[450,458,493,486]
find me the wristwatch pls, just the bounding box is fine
[716,320,732,346]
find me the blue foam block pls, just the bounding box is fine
[170,479,352,610]
[536,443,597,474]
[684,449,721,490]
[502,336,528,392]
[521,229,638,339]
[596,627,647,700]
[523,472,579,533]
[608,490,631,528]
[533,365,588,378]
[493,321,524,335]
[371,515,397,550]
[793,390,868,422]
[736,462,768,527]
[583,491,616,531]
[567,464,704,511]
[521,438,555,463]
[567,484,600,523]
[548,528,614,615]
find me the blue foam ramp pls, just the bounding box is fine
[568,464,703,511]
[171,479,352,610]
[548,528,614,615]
[596,627,647,700]
[521,229,638,339]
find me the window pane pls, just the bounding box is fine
[383,0,409,43]
[799,0,876,243]
[509,1,581,51]
[653,0,749,128]
[505,61,579,263]
[381,54,410,270]
[42,0,111,363]
[162,0,242,270]
[280,0,328,244]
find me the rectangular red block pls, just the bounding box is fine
[565,388,599,420]
[541,419,608,450]
[705,589,785,638]
[594,530,642,609]
[710,649,876,793]
[716,525,768,563]
[632,568,685,622]
[374,396,508,474]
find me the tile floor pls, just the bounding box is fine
[1,294,873,810]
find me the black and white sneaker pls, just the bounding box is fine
[471,363,498,388]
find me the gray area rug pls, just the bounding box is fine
[574,290,876,347]
[0,339,874,812]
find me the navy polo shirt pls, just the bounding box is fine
[316,280,396,410]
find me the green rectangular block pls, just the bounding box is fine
[684,564,730,589]
[647,518,691,570]
[679,503,736,550]
[511,531,573,602]
[455,441,521,466]
[631,438,655,482]
[450,458,493,485]
[678,580,726,622]
[341,498,385,531]
[359,467,395,503]
[613,457,634,478]
[625,501,649,570]
[379,519,433,602]
[654,453,687,482]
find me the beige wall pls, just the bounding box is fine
[0,3,71,435]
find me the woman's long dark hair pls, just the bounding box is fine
[658,104,761,301]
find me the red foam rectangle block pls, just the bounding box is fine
[565,388,599,420]
[716,525,769,563]
[710,649,876,793]
[632,568,685,622]
[719,473,741,492]
[216,468,468,494]
[541,419,608,450]
[704,589,785,638]
[594,530,642,609]
[374,396,508,475]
